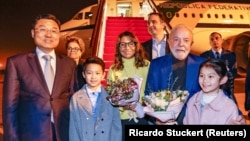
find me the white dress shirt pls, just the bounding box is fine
[36,47,56,123]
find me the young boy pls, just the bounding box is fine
[69,56,122,141]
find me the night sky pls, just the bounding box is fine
[0,0,97,70]
[0,0,249,70]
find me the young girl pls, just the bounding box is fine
[69,56,122,141]
[183,58,246,124]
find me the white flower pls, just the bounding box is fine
[142,90,188,112]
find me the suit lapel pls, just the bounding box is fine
[221,49,226,55]
[186,55,196,91]
[165,56,172,75]
[76,86,108,119]
[27,51,49,93]
[162,55,172,89]
[52,54,67,95]
[186,55,203,95]
[52,55,61,95]
[77,87,93,114]
[148,40,153,60]
[209,50,215,58]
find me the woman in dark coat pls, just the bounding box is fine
[66,36,86,90]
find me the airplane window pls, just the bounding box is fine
[222,14,226,19]
[85,12,93,19]
[207,14,211,18]
[73,13,83,20]
[175,13,179,17]
[229,14,233,19]
[184,13,187,18]
[215,14,218,19]
[192,13,195,18]
[240,15,244,19]
[199,14,203,18]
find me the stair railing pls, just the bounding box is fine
[89,0,106,57]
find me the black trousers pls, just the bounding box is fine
[51,122,57,141]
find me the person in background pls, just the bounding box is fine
[66,36,86,91]
[184,58,246,124]
[69,56,122,141]
[200,32,237,104]
[142,12,170,60]
[107,31,150,141]
[2,14,75,141]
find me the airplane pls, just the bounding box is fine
[58,4,98,57]
[58,0,250,77]
[60,3,98,36]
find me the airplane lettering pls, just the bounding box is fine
[208,5,212,9]
[159,2,250,10]
[186,3,205,9]
[159,2,186,9]
[159,2,209,9]
[211,4,250,10]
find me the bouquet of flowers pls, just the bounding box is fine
[142,90,189,123]
[105,76,140,106]
[142,73,189,123]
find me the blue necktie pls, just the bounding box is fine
[215,52,220,59]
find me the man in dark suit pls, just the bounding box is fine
[142,12,170,61]
[200,32,237,77]
[200,32,237,103]
[2,14,75,141]
[145,24,205,125]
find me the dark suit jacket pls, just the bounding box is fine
[142,39,170,61]
[145,54,205,124]
[200,49,237,78]
[74,59,86,91]
[3,51,75,141]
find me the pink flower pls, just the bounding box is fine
[106,77,138,105]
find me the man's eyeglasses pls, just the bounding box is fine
[67,47,81,51]
[119,41,136,49]
[35,27,59,35]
